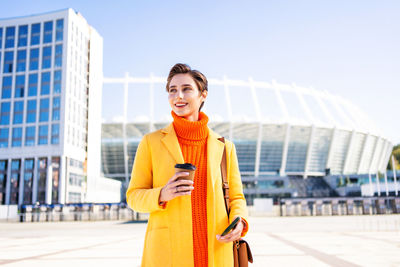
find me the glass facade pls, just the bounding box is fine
[52,157,60,203]
[3,51,14,73]
[10,159,20,204]
[18,25,28,47]
[56,19,64,41]
[55,44,62,68]
[40,72,50,95]
[16,50,27,72]
[39,98,49,122]
[25,126,35,146]
[26,100,37,123]
[38,125,48,145]
[12,127,22,147]
[28,74,38,96]
[307,128,332,173]
[53,70,61,93]
[30,23,40,45]
[51,124,59,144]
[0,128,8,147]
[259,125,285,173]
[5,26,15,48]
[23,159,34,204]
[330,130,351,174]
[286,126,311,172]
[0,28,3,49]
[42,46,52,69]
[13,101,24,124]
[52,97,60,121]
[15,75,25,98]
[2,76,12,98]
[29,48,39,70]
[43,21,53,43]
[0,160,7,204]
[37,158,47,203]
[0,102,10,125]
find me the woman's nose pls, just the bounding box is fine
[177,90,184,99]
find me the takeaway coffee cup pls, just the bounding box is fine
[174,163,196,181]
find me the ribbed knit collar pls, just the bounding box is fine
[172,111,209,141]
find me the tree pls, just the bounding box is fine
[387,144,400,170]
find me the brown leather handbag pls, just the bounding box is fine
[218,137,253,267]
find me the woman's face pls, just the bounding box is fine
[168,73,207,121]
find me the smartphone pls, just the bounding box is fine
[221,217,240,236]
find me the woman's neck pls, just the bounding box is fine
[171,111,209,141]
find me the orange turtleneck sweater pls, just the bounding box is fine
[172,111,209,267]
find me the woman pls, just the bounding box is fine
[126,63,249,267]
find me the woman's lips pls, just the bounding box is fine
[175,103,188,108]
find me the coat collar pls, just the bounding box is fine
[161,123,225,187]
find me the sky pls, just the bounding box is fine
[2,0,400,144]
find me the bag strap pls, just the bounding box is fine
[218,137,230,216]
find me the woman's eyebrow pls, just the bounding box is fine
[169,84,193,88]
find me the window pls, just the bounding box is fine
[56,19,63,41]
[15,75,25,98]
[3,51,14,73]
[51,124,59,144]
[37,158,47,203]
[0,129,8,147]
[13,101,24,124]
[30,23,40,45]
[2,76,12,99]
[52,97,60,121]
[28,74,38,96]
[54,70,61,93]
[41,72,50,95]
[5,27,15,48]
[10,160,20,204]
[23,159,34,204]
[43,21,53,43]
[26,100,36,123]
[38,125,48,145]
[16,50,27,72]
[11,127,22,147]
[25,126,35,146]
[18,25,28,47]
[55,44,62,68]
[42,46,52,69]
[52,157,60,203]
[39,98,49,122]
[29,48,39,70]
[0,102,10,125]
[0,28,3,48]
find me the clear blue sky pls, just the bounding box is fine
[3,0,400,144]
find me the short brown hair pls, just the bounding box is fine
[166,63,208,111]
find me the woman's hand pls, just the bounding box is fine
[216,217,244,243]
[159,172,194,202]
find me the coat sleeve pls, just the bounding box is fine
[126,135,167,213]
[227,141,249,237]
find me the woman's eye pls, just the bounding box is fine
[183,87,191,91]
[169,89,176,93]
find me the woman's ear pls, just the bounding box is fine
[201,90,208,100]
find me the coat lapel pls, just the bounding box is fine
[207,128,225,191]
[161,124,184,164]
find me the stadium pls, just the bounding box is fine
[101,75,394,204]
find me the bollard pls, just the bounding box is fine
[315,200,323,216]
[362,199,372,215]
[331,199,339,215]
[376,199,386,214]
[346,199,354,215]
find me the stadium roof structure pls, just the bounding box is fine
[101,75,392,181]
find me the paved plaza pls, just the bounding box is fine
[0,215,399,266]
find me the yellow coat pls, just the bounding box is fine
[126,123,249,267]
